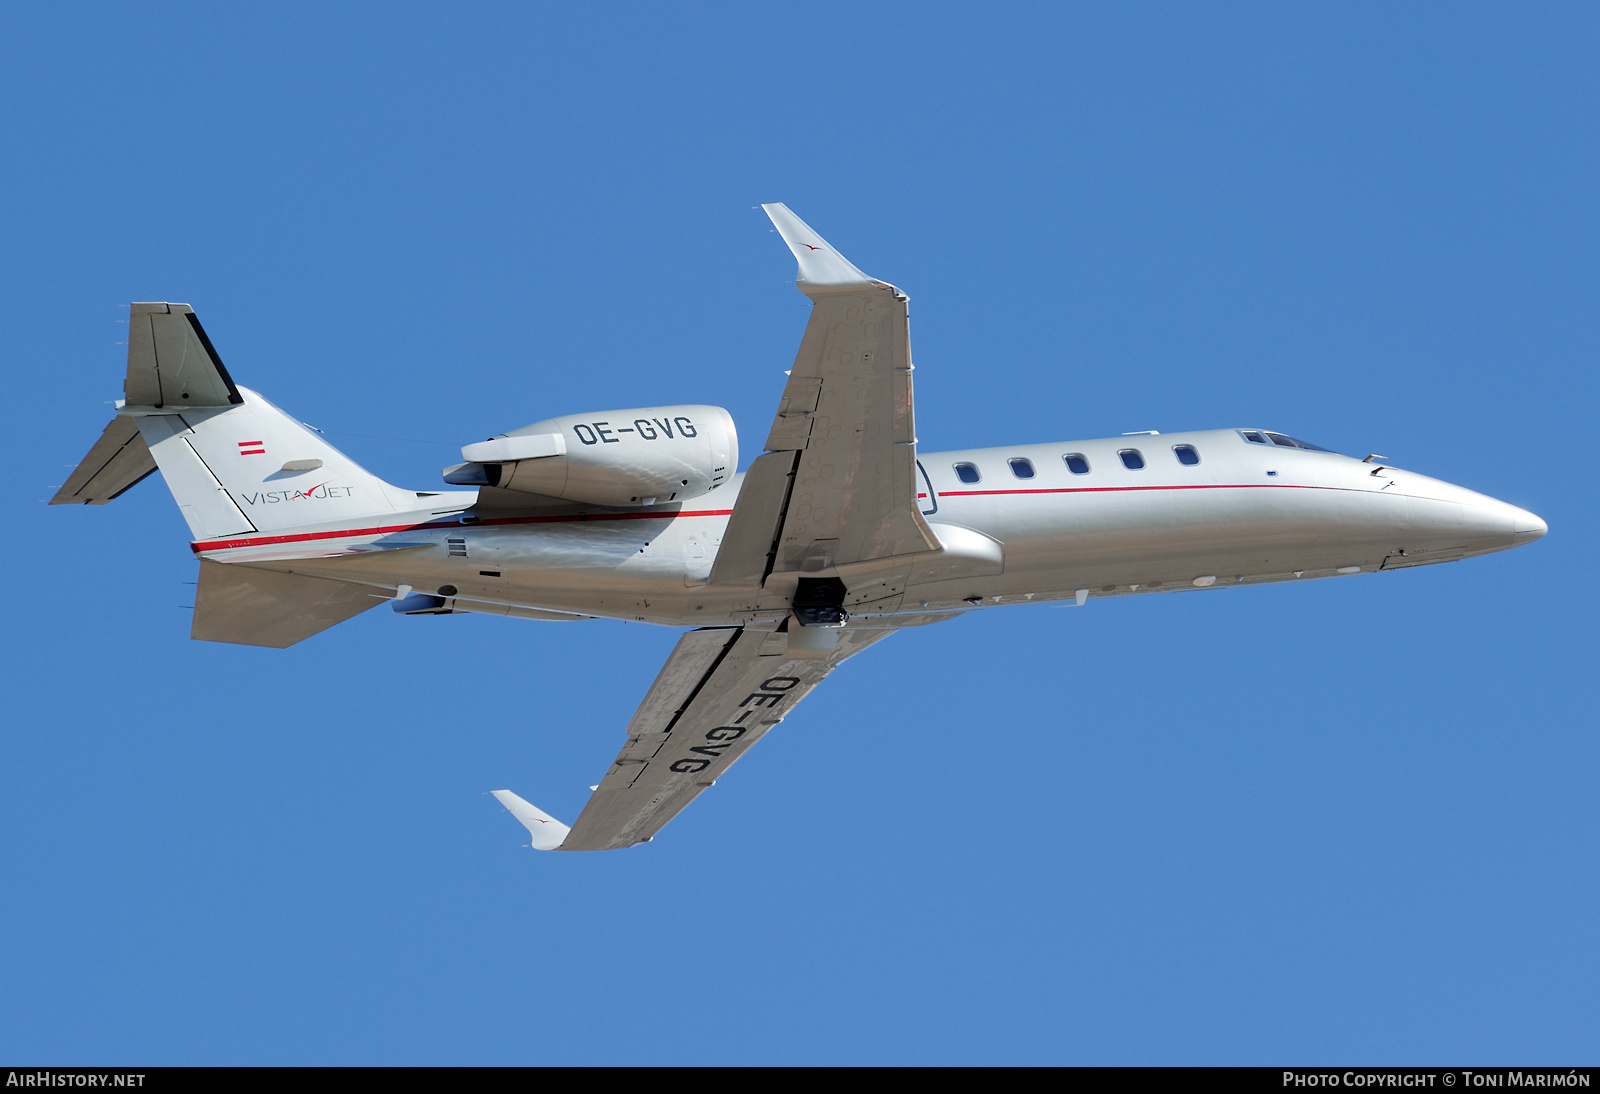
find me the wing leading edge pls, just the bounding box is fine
[711,205,937,591]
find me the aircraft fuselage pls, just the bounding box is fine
[204,426,1545,627]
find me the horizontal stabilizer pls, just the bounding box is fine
[191,559,381,647]
[491,790,571,850]
[124,303,241,409]
[51,416,158,505]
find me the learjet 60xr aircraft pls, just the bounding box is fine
[54,204,1547,851]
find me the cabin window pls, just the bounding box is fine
[1063,454,1090,475]
[1118,449,1145,470]
[954,462,981,484]
[1242,431,1266,444]
[1008,458,1035,479]
[1173,444,1200,465]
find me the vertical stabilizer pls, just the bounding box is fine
[61,303,434,539]
[136,386,423,538]
[124,302,242,409]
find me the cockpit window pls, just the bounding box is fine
[1241,430,1336,453]
[1264,432,1336,453]
[954,462,981,484]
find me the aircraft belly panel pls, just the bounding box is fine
[252,516,759,626]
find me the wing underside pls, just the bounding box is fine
[500,205,929,852]
[559,624,888,850]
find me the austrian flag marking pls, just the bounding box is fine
[238,440,266,456]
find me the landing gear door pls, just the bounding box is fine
[916,460,938,516]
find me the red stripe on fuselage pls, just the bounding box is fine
[936,483,1366,497]
[191,507,738,554]
[192,482,1371,554]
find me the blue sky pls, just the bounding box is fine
[2,2,1595,1064]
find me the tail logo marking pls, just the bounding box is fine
[235,483,355,505]
[238,441,266,456]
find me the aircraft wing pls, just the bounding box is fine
[556,623,889,850]
[710,205,937,587]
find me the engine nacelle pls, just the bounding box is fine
[445,404,738,507]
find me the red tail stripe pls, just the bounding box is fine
[193,507,738,553]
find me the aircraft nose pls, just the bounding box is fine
[1506,504,1547,546]
[1468,497,1547,547]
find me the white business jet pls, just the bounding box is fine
[54,204,1546,852]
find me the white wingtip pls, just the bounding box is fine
[761,203,878,292]
[491,789,571,851]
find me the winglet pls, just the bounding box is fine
[491,789,571,851]
[762,203,881,294]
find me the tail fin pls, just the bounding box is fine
[122,301,243,410]
[58,303,425,541]
[137,386,422,539]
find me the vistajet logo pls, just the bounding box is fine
[235,483,356,505]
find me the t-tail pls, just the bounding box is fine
[54,303,459,647]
